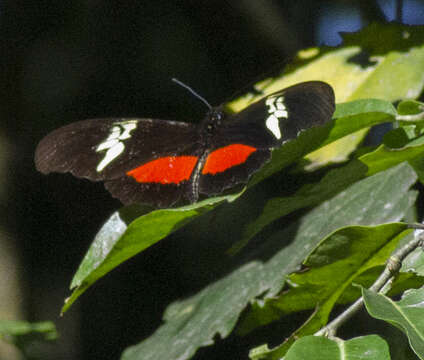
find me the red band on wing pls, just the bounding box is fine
[127,156,198,184]
[202,144,257,175]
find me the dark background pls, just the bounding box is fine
[1,1,424,359]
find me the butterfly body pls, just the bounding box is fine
[35,81,335,208]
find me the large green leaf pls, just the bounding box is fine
[318,22,424,167]
[62,194,240,313]
[243,224,424,359]
[249,98,396,187]
[398,99,424,117]
[363,286,424,359]
[239,224,410,335]
[228,24,424,113]
[229,160,368,254]
[234,101,421,254]
[121,163,417,360]
[283,335,390,360]
[360,131,424,176]
[248,22,424,168]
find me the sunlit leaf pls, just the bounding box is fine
[363,286,424,359]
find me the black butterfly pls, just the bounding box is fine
[35,81,335,208]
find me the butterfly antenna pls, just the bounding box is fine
[172,78,212,110]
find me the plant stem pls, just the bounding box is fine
[315,228,424,337]
[396,110,424,122]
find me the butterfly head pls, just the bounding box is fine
[201,107,224,136]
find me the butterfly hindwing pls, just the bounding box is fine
[196,81,334,197]
[198,148,271,196]
[104,177,188,208]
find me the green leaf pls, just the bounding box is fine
[239,224,410,335]
[121,163,417,360]
[402,230,424,277]
[241,225,420,359]
[338,269,424,305]
[249,99,396,187]
[409,155,424,185]
[342,24,424,100]
[398,100,424,116]
[63,194,238,313]
[359,132,424,176]
[232,99,397,253]
[283,335,390,360]
[0,320,57,341]
[0,320,57,355]
[363,286,424,360]
[307,23,424,167]
[228,24,424,113]
[229,160,368,254]
[227,23,424,172]
[325,99,396,146]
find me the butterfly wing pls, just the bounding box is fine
[198,81,335,196]
[35,82,335,207]
[214,81,335,149]
[198,148,271,196]
[35,118,199,206]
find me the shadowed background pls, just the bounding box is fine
[1,1,423,359]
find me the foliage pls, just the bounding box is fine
[15,22,424,360]
[0,320,57,358]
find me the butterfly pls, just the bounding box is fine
[35,81,335,208]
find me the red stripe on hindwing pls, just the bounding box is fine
[127,156,198,184]
[202,144,257,175]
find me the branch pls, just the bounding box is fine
[315,227,424,337]
[396,109,424,122]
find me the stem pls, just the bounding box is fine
[408,223,424,230]
[396,110,424,122]
[315,229,424,337]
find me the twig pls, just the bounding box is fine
[315,228,424,337]
[396,110,424,122]
[408,223,424,230]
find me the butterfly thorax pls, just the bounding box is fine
[199,108,224,144]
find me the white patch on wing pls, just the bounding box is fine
[265,115,281,140]
[96,120,138,172]
[265,95,288,140]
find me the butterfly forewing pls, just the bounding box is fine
[35,118,198,181]
[197,81,334,197]
[214,81,335,149]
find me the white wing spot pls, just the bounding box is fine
[265,115,281,140]
[96,120,138,172]
[265,95,288,140]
